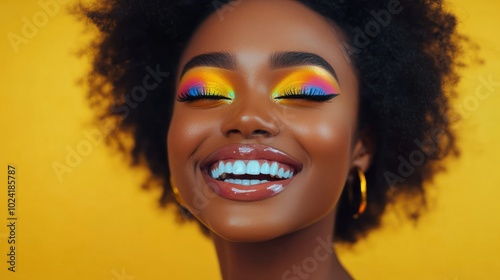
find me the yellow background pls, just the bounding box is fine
[1,0,499,279]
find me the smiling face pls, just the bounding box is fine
[167,0,370,242]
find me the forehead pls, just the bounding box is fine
[178,0,357,90]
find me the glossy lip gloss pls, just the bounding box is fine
[201,144,303,202]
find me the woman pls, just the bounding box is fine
[81,0,461,278]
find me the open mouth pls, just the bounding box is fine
[209,159,295,186]
[200,144,302,201]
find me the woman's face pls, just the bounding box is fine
[168,0,369,242]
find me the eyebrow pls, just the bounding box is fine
[180,51,338,80]
[269,51,338,80]
[180,52,236,78]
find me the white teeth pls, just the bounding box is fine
[211,168,218,179]
[224,162,232,174]
[223,179,270,185]
[250,179,260,185]
[278,167,284,178]
[269,162,279,176]
[210,160,296,182]
[232,160,246,175]
[261,162,270,174]
[246,160,260,175]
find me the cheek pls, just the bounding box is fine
[167,107,219,215]
[290,107,354,165]
[291,115,354,214]
[313,121,352,185]
[167,107,218,182]
[309,121,352,156]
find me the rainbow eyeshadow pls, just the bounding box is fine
[272,66,340,102]
[177,67,235,102]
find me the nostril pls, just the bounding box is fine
[226,129,240,136]
[225,129,272,138]
[252,129,270,137]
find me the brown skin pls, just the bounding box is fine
[167,0,373,279]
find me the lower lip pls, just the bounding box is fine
[202,173,295,201]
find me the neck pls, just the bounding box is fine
[212,212,352,280]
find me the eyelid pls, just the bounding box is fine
[271,66,341,101]
[274,88,339,104]
[177,67,235,102]
[177,87,232,102]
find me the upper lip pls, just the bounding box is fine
[201,143,303,174]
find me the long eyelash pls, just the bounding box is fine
[177,88,231,102]
[275,88,339,102]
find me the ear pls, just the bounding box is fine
[351,130,375,172]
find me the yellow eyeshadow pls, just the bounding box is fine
[178,67,235,100]
[272,66,340,99]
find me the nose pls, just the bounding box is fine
[221,99,280,139]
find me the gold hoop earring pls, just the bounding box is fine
[169,177,193,220]
[353,167,367,219]
[170,177,185,206]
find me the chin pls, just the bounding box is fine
[190,191,339,243]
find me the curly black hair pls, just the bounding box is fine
[77,0,462,243]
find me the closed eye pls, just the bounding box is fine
[177,87,232,102]
[274,88,338,102]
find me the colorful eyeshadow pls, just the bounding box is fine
[178,67,235,102]
[272,66,340,102]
